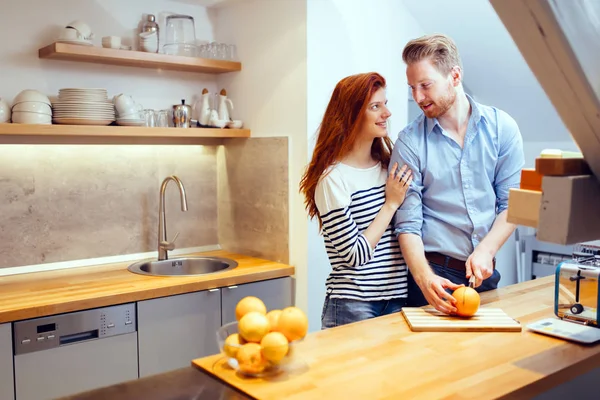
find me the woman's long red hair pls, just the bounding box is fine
[300,72,393,229]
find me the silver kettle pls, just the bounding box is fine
[172,99,192,128]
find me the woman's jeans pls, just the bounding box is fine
[321,296,407,329]
[407,262,501,307]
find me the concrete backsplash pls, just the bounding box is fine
[0,145,218,269]
[0,138,289,269]
[218,137,289,264]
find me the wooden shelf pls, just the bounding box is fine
[38,42,242,74]
[0,123,250,145]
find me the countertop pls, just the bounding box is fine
[56,367,253,400]
[0,250,294,323]
[193,276,600,400]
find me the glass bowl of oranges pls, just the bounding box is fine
[216,296,308,377]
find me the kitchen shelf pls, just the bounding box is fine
[0,123,250,145]
[38,42,242,74]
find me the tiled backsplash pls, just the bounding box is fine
[0,138,289,270]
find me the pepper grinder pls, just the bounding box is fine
[172,99,192,128]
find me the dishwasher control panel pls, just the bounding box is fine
[13,303,136,355]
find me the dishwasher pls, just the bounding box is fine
[13,303,138,400]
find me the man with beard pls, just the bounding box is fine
[390,33,524,314]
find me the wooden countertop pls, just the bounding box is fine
[193,276,600,400]
[0,250,294,324]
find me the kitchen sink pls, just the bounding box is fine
[127,256,238,277]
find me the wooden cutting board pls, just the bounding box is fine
[401,307,522,332]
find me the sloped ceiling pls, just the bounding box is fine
[402,0,571,142]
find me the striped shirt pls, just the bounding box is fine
[315,162,408,301]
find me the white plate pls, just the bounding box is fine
[56,39,93,46]
[53,118,114,126]
[116,120,145,126]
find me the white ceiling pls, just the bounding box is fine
[401,0,571,142]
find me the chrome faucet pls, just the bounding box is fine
[158,175,188,261]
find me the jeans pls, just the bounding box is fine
[321,296,407,329]
[407,262,501,307]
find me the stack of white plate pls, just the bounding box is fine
[52,88,115,125]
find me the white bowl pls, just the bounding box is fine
[227,120,243,129]
[11,111,52,124]
[139,31,157,39]
[13,90,51,107]
[66,20,92,39]
[58,27,81,41]
[12,102,52,115]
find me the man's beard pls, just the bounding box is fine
[420,88,456,119]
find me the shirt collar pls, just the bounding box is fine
[425,93,484,135]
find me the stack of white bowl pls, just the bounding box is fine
[11,90,52,124]
[139,31,158,53]
[57,20,94,46]
[113,94,145,126]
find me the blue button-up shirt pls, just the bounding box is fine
[391,95,524,261]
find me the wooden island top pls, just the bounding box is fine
[0,250,294,324]
[193,276,600,400]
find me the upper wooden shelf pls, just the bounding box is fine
[38,42,242,74]
[0,123,250,145]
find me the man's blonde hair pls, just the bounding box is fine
[402,33,462,76]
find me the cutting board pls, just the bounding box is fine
[401,307,522,332]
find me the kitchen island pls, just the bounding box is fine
[61,276,599,399]
[192,276,598,399]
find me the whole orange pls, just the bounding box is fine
[277,306,308,341]
[266,309,282,332]
[451,286,480,317]
[235,296,267,321]
[260,331,289,363]
[238,311,270,342]
[236,343,267,374]
[223,333,243,358]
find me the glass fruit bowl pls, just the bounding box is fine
[216,321,302,377]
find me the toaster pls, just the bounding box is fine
[554,257,600,327]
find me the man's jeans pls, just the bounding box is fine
[407,262,501,307]
[321,297,407,329]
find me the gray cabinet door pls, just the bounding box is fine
[221,277,294,324]
[0,323,14,400]
[137,289,221,377]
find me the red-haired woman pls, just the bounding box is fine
[300,72,413,329]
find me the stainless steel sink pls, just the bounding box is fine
[127,256,238,277]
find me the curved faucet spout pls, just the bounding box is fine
[158,175,188,260]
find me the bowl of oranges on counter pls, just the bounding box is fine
[216,296,309,377]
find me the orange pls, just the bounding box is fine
[260,332,289,363]
[235,296,267,321]
[238,311,270,342]
[452,287,480,317]
[266,309,282,332]
[277,306,308,341]
[223,333,244,358]
[236,343,267,374]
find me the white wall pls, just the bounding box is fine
[0,0,218,111]
[306,0,424,332]
[214,0,309,310]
